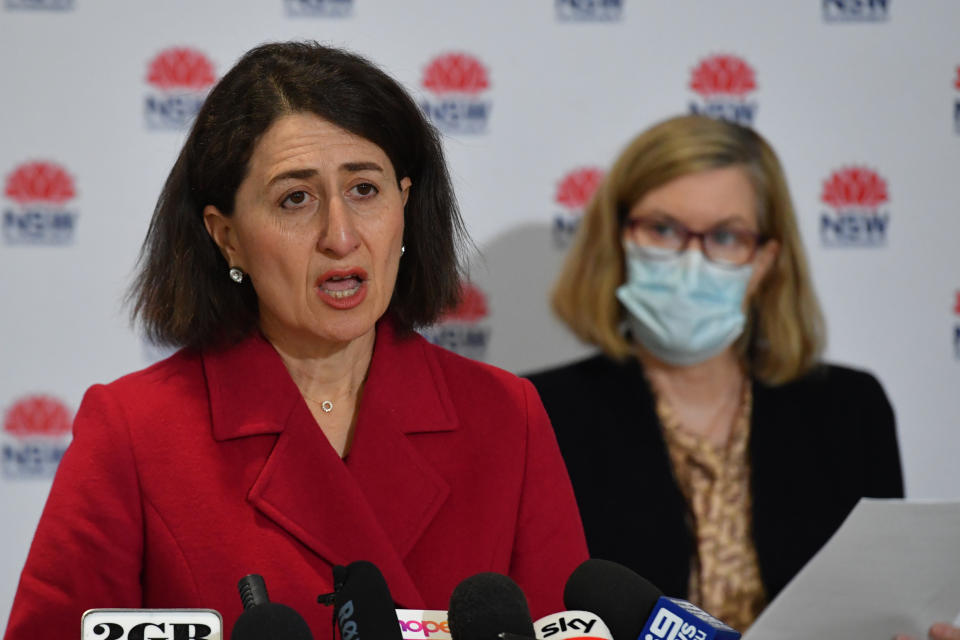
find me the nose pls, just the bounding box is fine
[317,195,361,257]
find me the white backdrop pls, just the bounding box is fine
[2,0,959,633]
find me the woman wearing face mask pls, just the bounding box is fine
[527,115,903,631]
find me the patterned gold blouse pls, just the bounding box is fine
[655,383,767,632]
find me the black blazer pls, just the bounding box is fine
[527,355,904,602]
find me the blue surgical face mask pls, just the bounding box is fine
[615,243,753,366]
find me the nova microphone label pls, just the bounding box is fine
[819,166,890,247]
[687,54,758,126]
[2,394,72,479]
[552,167,604,249]
[3,161,78,245]
[420,53,492,134]
[144,47,216,130]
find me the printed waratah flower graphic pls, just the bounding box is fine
[4,162,75,204]
[423,53,489,95]
[3,395,72,437]
[690,55,757,97]
[147,47,216,90]
[821,167,888,207]
[442,283,489,323]
[555,168,605,209]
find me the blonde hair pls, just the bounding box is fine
[552,115,825,385]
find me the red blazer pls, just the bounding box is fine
[5,320,588,639]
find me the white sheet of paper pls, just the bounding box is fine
[743,499,960,640]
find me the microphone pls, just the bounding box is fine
[231,573,314,640]
[563,559,740,640]
[327,560,404,640]
[81,609,222,640]
[447,572,535,640]
[533,611,613,640]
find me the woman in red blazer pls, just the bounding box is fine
[5,42,587,639]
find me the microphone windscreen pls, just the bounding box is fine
[562,559,662,640]
[448,573,534,640]
[334,560,403,640]
[238,574,270,610]
[230,602,314,640]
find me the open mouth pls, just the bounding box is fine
[320,274,364,299]
[316,269,369,309]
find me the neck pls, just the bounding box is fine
[265,327,376,404]
[639,346,747,446]
[640,347,744,404]
[261,323,377,458]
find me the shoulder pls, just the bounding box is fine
[76,347,206,429]
[417,332,536,405]
[758,362,889,406]
[526,353,636,395]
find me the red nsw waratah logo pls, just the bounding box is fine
[423,53,490,95]
[819,166,890,247]
[555,167,605,209]
[146,47,216,90]
[443,283,489,323]
[690,55,757,97]
[3,395,72,438]
[821,167,888,208]
[4,162,75,205]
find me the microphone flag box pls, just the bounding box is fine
[396,609,451,640]
[534,610,614,640]
[81,609,223,640]
[639,597,740,640]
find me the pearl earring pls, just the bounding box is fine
[229,267,245,284]
[401,245,406,255]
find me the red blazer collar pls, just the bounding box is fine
[204,318,458,441]
[201,318,456,607]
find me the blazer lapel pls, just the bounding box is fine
[204,323,455,608]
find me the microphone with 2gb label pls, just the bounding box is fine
[563,559,740,640]
[231,573,314,640]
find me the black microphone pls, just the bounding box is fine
[563,559,739,640]
[231,574,314,640]
[563,559,662,640]
[448,573,536,640]
[327,560,403,640]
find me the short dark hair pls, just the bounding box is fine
[130,41,467,348]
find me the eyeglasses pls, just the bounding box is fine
[623,217,766,266]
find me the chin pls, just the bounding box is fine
[311,307,383,345]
